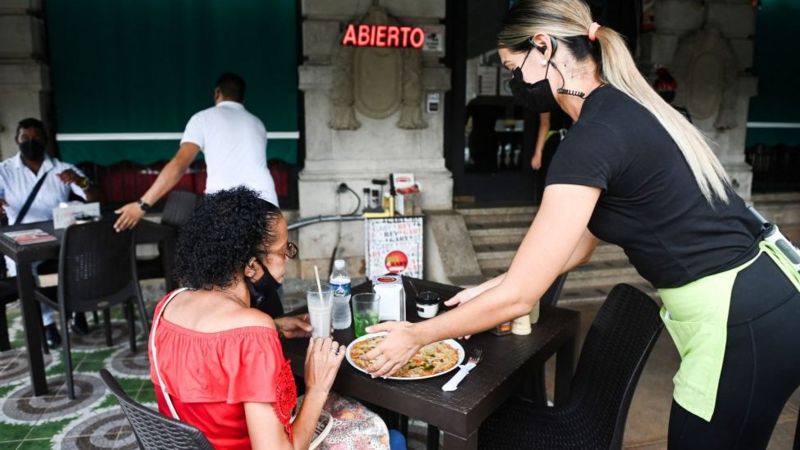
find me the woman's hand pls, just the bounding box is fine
[531,152,543,170]
[304,337,345,396]
[274,314,312,339]
[444,286,480,308]
[363,321,423,378]
[443,288,481,339]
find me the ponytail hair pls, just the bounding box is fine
[498,0,730,204]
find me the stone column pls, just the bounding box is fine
[298,0,451,278]
[0,0,48,160]
[638,0,757,202]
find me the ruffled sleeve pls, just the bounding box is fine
[221,329,297,442]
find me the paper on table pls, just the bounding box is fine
[3,229,57,245]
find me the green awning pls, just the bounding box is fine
[46,0,299,165]
[747,0,800,147]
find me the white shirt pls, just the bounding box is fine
[181,101,278,206]
[0,154,87,225]
[0,154,87,276]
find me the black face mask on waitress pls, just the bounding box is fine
[247,258,283,316]
[509,39,560,113]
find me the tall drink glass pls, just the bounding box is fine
[352,293,381,337]
[307,284,333,338]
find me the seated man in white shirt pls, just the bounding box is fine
[113,72,279,232]
[0,118,100,348]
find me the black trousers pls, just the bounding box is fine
[668,253,800,449]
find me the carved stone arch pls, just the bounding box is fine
[328,5,427,130]
[673,28,738,130]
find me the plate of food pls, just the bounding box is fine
[346,332,465,380]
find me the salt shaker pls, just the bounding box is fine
[511,314,532,335]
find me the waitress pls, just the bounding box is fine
[364,1,800,449]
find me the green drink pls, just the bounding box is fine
[353,312,380,337]
[352,293,381,337]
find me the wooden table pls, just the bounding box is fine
[282,277,580,450]
[0,219,175,396]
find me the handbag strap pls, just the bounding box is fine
[150,287,190,420]
[14,169,52,225]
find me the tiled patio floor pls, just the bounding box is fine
[0,286,797,449]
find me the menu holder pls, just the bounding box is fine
[3,229,57,245]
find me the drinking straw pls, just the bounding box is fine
[313,265,324,299]
[408,279,420,298]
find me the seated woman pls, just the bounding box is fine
[148,187,390,449]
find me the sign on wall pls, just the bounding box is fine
[341,23,425,48]
[365,217,424,279]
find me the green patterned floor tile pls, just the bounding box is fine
[46,361,65,376]
[0,384,15,398]
[0,422,34,442]
[116,378,145,394]
[26,418,70,439]
[135,387,156,404]
[75,358,111,374]
[96,394,119,409]
[14,438,52,449]
[81,348,117,362]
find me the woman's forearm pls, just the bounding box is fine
[290,390,327,450]
[468,273,506,297]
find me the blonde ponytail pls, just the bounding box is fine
[498,0,730,204]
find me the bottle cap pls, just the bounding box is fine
[334,259,346,270]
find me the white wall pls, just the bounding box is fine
[298,0,451,279]
[0,0,47,160]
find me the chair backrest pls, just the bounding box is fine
[58,220,138,312]
[540,273,568,308]
[161,191,199,229]
[569,283,663,450]
[100,369,214,450]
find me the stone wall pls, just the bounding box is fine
[639,0,757,201]
[298,0,451,279]
[0,0,47,161]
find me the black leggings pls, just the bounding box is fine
[668,253,800,449]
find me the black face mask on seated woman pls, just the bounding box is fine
[248,258,285,317]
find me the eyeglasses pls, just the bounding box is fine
[285,242,298,259]
[261,241,298,261]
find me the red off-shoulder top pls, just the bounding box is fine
[148,292,297,449]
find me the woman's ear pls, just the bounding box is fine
[531,33,557,59]
[244,257,258,278]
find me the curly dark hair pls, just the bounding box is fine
[173,187,282,290]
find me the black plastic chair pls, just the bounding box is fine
[100,369,214,450]
[527,273,569,405]
[479,283,664,450]
[136,190,199,282]
[36,220,150,398]
[0,278,18,351]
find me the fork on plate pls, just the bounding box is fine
[441,349,483,391]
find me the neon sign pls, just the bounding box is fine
[341,24,425,49]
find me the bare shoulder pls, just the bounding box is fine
[228,307,276,330]
[163,290,275,333]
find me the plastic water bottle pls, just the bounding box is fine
[329,259,352,329]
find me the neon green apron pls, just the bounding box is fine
[658,241,800,422]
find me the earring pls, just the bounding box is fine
[540,60,547,66]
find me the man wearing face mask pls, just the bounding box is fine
[0,118,100,348]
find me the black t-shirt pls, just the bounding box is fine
[545,85,761,288]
